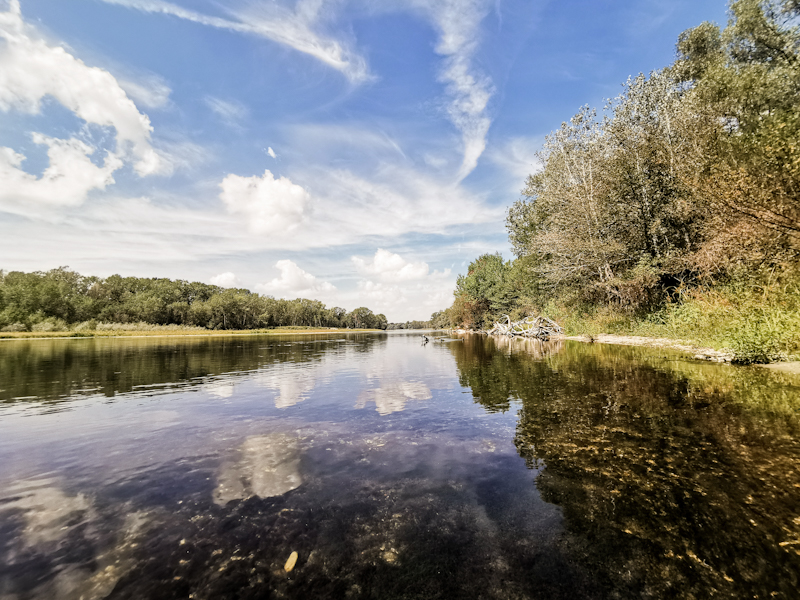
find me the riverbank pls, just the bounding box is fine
[452,328,797,365]
[0,327,384,341]
[564,334,735,362]
[443,265,800,366]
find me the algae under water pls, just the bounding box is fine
[0,332,798,599]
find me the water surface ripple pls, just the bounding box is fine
[0,332,798,599]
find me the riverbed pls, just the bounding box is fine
[1,332,798,599]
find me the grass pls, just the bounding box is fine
[540,277,800,364]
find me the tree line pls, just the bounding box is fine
[440,0,800,346]
[0,267,389,332]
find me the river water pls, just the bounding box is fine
[0,332,799,599]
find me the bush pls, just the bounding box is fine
[31,318,68,332]
[1,322,28,332]
[73,319,98,332]
[95,321,206,332]
[728,329,786,364]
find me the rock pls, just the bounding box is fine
[284,551,298,572]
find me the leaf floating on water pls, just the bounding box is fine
[284,551,298,572]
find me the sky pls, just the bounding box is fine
[0,0,729,321]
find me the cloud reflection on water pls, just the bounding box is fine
[254,365,318,408]
[4,478,92,549]
[205,378,236,399]
[1,478,148,600]
[355,380,432,415]
[214,433,303,506]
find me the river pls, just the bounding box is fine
[0,332,798,599]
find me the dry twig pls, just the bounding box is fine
[486,315,564,340]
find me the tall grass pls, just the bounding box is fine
[541,277,800,364]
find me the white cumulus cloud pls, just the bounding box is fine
[0,134,123,216]
[256,260,336,299]
[210,272,240,288]
[267,147,277,159]
[0,1,162,176]
[219,169,310,235]
[355,278,454,321]
[352,249,430,282]
[350,249,454,320]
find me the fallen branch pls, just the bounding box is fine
[486,315,564,340]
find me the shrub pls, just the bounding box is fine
[73,319,98,332]
[728,328,786,364]
[31,318,68,332]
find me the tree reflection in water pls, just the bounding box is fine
[451,335,800,598]
[0,334,381,409]
[2,333,799,598]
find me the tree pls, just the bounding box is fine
[346,307,383,329]
[514,107,626,289]
[676,0,800,264]
[450,254,512,329]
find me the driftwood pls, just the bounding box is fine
[487,315,564,340]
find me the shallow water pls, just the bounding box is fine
[0,332,799,599]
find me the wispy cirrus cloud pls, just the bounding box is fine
[487,135,543,188]
[204,96,249,128]
[118,73,172,109]
[302,164,499,237]
[103,0,496,180]
[100,0,371,83]
[407,0,495,181]
[350,0,496,180]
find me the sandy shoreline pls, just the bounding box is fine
[563,334,735,362]
[451,328,737,362]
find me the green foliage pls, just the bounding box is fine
[428,311,449,330]
[450,253,520,329]
[387,319,434,330]
[728,327,786,364]
[442,0,800,362]
[0,268,390,332]
[453,339,800,597]
[345,307,385,329]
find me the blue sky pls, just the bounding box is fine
[0,0,728,320]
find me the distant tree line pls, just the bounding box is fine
[0,267,389,332]
[440,0,800,336]
[385,320,433,330]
